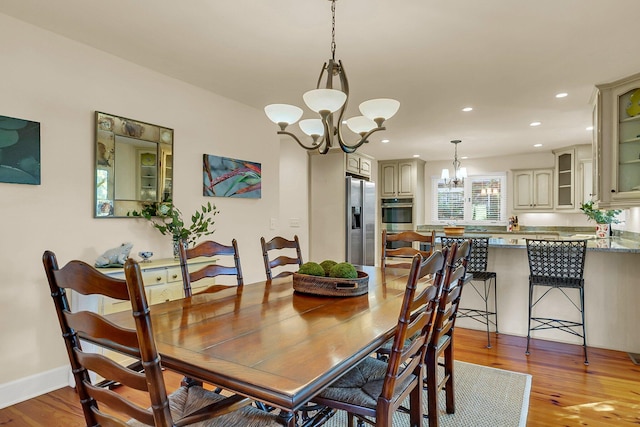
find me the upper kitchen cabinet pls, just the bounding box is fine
[552,144,592,211]
[594,72,640,208]
[512,168,554,211]
[345,152,372,179]
[379,159,425,198]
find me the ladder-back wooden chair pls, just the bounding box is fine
[260,235,303,280]
[179,239,243,297]
[309,250,448,427]
[425,239,471,427]
[381,229,436,269]
[42,251,283,427]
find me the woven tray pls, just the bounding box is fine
[293,271,369,297]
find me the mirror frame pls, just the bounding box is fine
[94,111,173,218]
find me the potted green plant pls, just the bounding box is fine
[129,201,219,258]
[579,201,621,238]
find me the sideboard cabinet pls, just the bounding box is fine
[594,72,640,208]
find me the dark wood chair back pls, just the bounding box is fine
[43,251,177,426]
[425,239,472,427]
[260,235,303,280]
[312,249,448,426]
[381,229,436,269]
[179,239,243,297]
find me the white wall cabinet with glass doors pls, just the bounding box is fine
[431,174,507,224]
[552,144,592,211]
[594,72,640,208]
[512,169,553,211]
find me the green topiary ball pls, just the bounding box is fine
[297,262,325,277]
[329,262,358,279]
[319,260,338,276]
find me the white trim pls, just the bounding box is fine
[0,365,70,409]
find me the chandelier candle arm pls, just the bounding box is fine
[263,0,399,154]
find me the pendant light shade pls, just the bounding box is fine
[359,99,401,122]
[346,116,377,135]
[303,89,347,114]
[264,104,303,126]
[299,119,325,137]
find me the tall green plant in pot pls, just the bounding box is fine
[129,201,219,258]
[579,201,621,238]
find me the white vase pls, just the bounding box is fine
[172,237,188,260]
[595,223,609,239]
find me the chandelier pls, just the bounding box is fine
[441,140,467,187]
[264,0,399,154]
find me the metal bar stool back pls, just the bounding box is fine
[525,238,588,365]
[441,236,498,348]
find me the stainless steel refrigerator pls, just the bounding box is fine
[345,176,376,266]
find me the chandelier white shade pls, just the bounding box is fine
[264,0,399,154]
[264,104,303,128]
[303,89,347,114]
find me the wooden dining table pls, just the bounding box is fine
[104,265,420,421]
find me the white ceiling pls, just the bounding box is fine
[2,0,640,161]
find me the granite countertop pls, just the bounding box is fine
[485,236,640,253]
[415,224,640,253]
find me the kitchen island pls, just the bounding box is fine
[430,234,639,354]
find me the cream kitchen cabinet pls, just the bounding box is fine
[512,169,554,211]
[379,159,424,198]
[594,72,640,208]
[345,153,372,178]
[552,144,592,211]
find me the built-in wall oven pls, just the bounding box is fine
[381,198,414,249]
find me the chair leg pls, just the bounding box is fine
[484,280,492,348]
[425,351,439,427]
[444,343,455,414]
[580,287,589,366]
[409,379,422,426]
[493,276,499,335]
[525,281,533,356]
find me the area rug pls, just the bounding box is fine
[321,360,531,427]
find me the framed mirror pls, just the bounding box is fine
[95,112,173,217]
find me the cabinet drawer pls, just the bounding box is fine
[166,266,182,283]
[102,296,132,315]
[141,269,167,285]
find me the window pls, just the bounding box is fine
[431,174,507,224]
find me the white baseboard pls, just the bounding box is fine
[0,365,70,409]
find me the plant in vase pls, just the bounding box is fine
[579,201,621,238]
[129,201,219,258]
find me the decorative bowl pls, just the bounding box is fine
[443,226,465,236]
[293,271,369,297]
[138,251,154,262]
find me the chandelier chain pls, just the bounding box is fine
[330,0,336,60]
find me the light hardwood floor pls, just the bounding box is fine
[1,328,639,426]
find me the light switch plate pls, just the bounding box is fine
[289,217,300,228]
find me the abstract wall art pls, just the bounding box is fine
[0,114,41,185]
[203,154,261,198]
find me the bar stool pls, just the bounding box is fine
[525,239,588,365]
[441,236,498,348]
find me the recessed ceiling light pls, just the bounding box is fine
[412,154,420,158]
[555,93,568,98]
[460,156,469,160]
[381,139,390,144]
[586,126,594,131]
[534,143,543,147]
[462,107,473,112]
[530,121,542,127]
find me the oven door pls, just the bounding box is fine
[381,199,413,225]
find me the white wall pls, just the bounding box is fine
[0,12,309,398]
